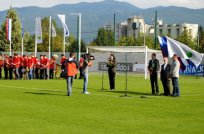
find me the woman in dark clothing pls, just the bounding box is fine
[107,54,116,90]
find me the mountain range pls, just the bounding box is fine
[0,0,204,42]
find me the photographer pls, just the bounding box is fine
[107,54,116,90]
[81,53,94,94]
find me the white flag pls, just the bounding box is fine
[58,14,69,37]
[51,23,56,37]
[35,17,43,44]
[158,36,203,67]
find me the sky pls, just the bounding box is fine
[0,0,203,11]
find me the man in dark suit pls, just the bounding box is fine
[160,57,171,96]
[148,53,160,95]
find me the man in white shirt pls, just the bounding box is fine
[170,54,181,97]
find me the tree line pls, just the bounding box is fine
[91,26,204,53]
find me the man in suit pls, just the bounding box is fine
[160,57,171,96]
[148,53,160,95]
[170,54,181,97]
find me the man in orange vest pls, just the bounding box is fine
[65,52,79,96]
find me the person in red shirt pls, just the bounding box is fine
[27,54,34,80]
[31,54,36,79]
[22,55,28,80]
[60,54,66,78]
[49,56,56,79]
[43,55,49,79]
[0,56,4,79]
[39,55,44,79]
[18,55,24,79]
[8,56,13,80]
[13,53,20,80]
[35,57,40,79]
[3,54,9,79]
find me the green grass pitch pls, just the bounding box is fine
[0,73,203,134]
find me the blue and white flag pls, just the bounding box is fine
[35,17,43,44]
[58,14,69,37]
[158,36,203,68]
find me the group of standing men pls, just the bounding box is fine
[0,53,57,80]
[148,53,181,97]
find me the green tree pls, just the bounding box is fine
[23,32,35,52]
[67,35,86,52]
[198,26,204,53]
[95,28,114,46]
[37,17,64,52]
[0,7,22,52]
[177,27,195,49]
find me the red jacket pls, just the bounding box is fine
[13,56,20,68]
[49,59,55,69]
[27,57,34,69]
[0,60,3,68]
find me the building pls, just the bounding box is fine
[157,21,198,39]
[105,16,198,43]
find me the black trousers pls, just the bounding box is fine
[150,72,159,94]
[4,66,8,79]
[9,68,13,80]
[161,78,170,95]
[40,69,44,79]
[35,68,39,79]
[44,68,48,79]
[49,69,54,79]
[79,67,84,79]
[108,71,115,90]
[19,66,23,79]
[0,67,2,79]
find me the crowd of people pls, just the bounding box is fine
[0,53,58,80]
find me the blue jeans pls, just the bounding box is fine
[28,68,33,80]
[83,72,88,93]
[66,76,74,95]
[172,77,180,96]
[14,68,19,79]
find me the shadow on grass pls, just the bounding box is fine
[24,91,66,96]
[102,90,151,96]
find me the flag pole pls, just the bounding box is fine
[9,41,12,56]
[48,16,51,60]
[34,18,37,57]
[21,37,23,55]
[9,19,12,56]
[78,13,81,61]
[63,29,65,55]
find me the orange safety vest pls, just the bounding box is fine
[67,61,78,76]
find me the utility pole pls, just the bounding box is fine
[154,11,158,49]
[113,13,116,46]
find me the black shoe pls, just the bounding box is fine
[67,92,71,96]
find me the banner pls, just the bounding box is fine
[6,18,12,41]
[58,14,69,37]
[180,64,204,75]
[98,62,133,72]
[35,17,42,44]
